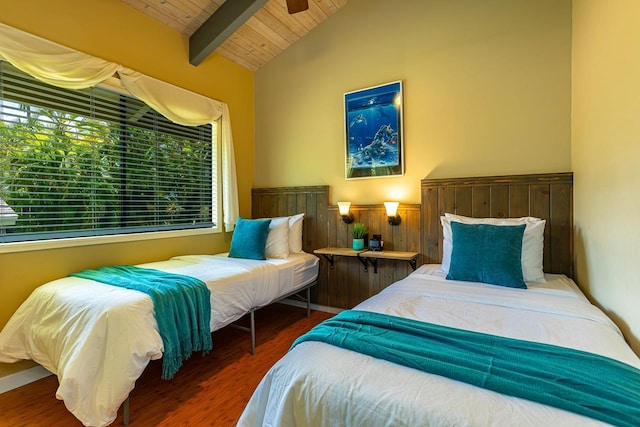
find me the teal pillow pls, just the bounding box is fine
[446,222,527,289]
[228,217,272,260]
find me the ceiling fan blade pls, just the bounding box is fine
[286,0,309,14]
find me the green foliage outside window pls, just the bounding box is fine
[0,63,214,242]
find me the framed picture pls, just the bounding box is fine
[344,80,404,179]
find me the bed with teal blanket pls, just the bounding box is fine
[0,252,319,427]
[239,265,640,427]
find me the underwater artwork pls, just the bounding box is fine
[344,80,403,179]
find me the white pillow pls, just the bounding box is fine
[288,213,305,253]
[264,216,290,259]
[441,213,546,283]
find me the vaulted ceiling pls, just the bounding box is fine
[121,0,349,71]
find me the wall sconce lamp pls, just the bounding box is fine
[384,202,401,226]
[337,201,354,224]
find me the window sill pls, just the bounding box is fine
[0,227,222,254]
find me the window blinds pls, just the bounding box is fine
[0,61,216,243]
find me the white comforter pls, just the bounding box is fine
[238,265,640,427]
[0,253,312,427]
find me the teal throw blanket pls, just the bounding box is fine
[292,310,640,427]
[71,265,212,380]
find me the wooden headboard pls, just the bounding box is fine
[251,185,329,254]
[421,173,573,277]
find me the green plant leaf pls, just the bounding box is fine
[353,222,367,239]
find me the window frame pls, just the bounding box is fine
[0,71,223,253]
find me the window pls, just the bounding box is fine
[0,61,218,244]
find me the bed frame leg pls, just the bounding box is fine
[123,396,130,425]
[250,309,256,355]
[306,286,311,318]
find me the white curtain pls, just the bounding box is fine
[0,23,239,231]
[118,71,239,231]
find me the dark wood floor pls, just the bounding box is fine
[0,303,334,427]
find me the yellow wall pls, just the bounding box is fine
[255,0,572,204]
[0,0,255,375]
[572,0,640,353]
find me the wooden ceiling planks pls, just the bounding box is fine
[121,0,349,71]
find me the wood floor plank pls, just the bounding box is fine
[0,304,334,426]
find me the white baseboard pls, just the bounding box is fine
[0,365,53,394]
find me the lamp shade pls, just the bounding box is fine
[384,202,399,217]
[338,201,351,216]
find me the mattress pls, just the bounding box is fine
[0,252,319,427]
[147,252,319,331]
[238,265,640,427]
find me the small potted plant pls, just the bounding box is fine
[352,223,367,251]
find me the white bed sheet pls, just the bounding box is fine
[160,252,319,331]
[0,252,318,427]
[238,265,640,427]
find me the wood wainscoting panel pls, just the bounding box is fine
[324,204,421,309]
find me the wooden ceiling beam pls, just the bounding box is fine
[286,0,308,14]
[189,0,269,66]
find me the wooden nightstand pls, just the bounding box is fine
[359,250,419,274]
